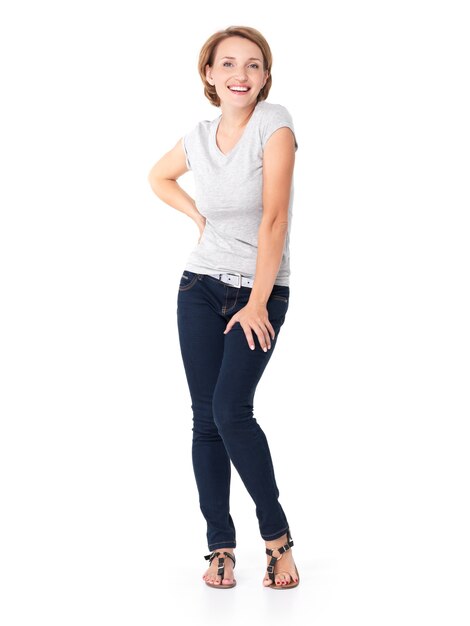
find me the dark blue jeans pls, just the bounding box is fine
[176,270,291,551]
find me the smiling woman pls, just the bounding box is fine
[198,30,273,107]
[147,25,300,592]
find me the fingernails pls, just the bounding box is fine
[263,347,267,352]
[250,344,255,350]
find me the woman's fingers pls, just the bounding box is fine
[242,325,256,350]
[258,322,272,351]
[243,320,272,352]
[255,318,276,349]
[224,304,275,351]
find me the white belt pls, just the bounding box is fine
[207,272,254,289]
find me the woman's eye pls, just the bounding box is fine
[222,62,260,69]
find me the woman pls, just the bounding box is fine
[148,25,299,590]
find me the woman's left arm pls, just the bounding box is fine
[250,126,296,305]
[223,127,296,351]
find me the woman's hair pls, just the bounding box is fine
[198,25,273,107]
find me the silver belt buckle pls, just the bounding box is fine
[227,272,242,288]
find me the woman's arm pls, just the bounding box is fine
[249,127,296,304]
[147,138,206,236]
[223,127,296,350]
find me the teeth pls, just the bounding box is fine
[229,86,249,91]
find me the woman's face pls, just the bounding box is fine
[206,36,269,108]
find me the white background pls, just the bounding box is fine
[1,1,469,624]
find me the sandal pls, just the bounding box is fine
[265,527,300,589]
[203,550,237,589]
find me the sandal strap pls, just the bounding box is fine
[204,550,220,564]
[265,528,294,558]
[203,550,236,574]
[223,551,236,568]
[265,528,294,584]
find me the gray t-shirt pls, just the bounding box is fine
[182,100,298,286]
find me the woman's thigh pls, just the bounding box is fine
[214,297,289,409]
[177,270,290,406]
[176,272,227,400]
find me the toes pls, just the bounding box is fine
[221,569,234,585]
[276,572,293,586]
[263,563,297,587]
[205,565,234,586]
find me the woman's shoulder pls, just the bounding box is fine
[184,117,213,138]
[256,100,294,119]
[256,101,298,151]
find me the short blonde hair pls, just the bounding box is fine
[197,25,273,107]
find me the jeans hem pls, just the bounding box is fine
[261,525,289,541]
[208,541,237,551]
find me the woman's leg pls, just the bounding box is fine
[211,288,300,586]
[211,288,291,541]
[177,272,236,552]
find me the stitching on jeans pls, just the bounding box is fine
[262,525,289,540]
[178,274,198,291]
[224,286,239,314]
[271,295,288,303]
[221,285,228,314]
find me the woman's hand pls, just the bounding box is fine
[224,301,275,352]
[196,216,206,243]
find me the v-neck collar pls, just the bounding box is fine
[212,102,261,159]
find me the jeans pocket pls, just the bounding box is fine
[178,271,199,291]
[269,284,290,304]
[267,293,289,325]
[270,294,289,303]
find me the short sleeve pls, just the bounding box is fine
[181,135,191,170]
[261,105,298,152]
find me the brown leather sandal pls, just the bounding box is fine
[203,550,237,589]
[265,527,300,589]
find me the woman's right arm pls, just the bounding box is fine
[147,138,206,236]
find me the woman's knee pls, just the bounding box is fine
[212,396,253,431]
